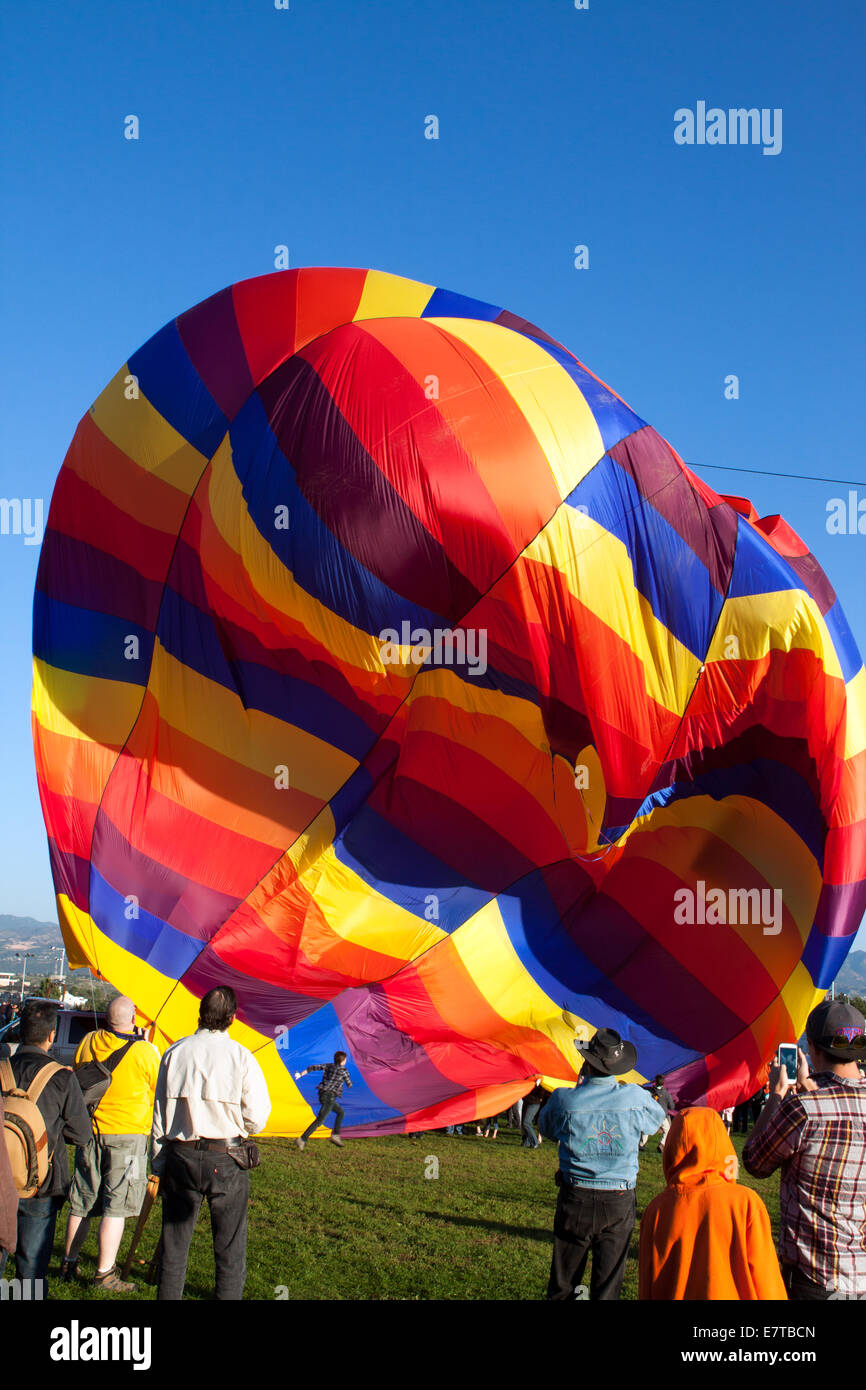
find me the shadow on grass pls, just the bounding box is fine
[49,1241,228,1302]
[55,1263,217,1302]
[344,1195,552,1243]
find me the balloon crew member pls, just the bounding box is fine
[639,1074,673,1152]
[0,999,91,1295]
[521,1081,546,1149]
[61,994,160,1291]
[540,1027,666,1300]
[151,985,271,1300]
[294,1051,353,1149]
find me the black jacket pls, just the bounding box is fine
[8,1046,92,1198]
[649,1084,674,1115]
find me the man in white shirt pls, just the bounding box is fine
[151,985,271,1300]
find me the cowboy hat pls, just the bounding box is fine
[575,1027,637,1077]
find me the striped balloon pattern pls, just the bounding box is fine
[33,268,866,1133]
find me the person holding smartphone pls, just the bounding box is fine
[742,1000,866,1300]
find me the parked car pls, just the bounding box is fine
[0,999,107,1064]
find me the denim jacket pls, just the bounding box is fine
[539,1076,666,1190]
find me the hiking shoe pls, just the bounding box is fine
[295,1137,306,1150]
[330,1135,345,1147]
[60,1257,79,1282]
[94,1266,135,1293]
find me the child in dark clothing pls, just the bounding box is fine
[295,1051,353,1149]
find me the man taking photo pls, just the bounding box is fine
[743,999,866,1300]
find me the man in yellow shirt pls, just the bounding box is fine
[61,995,160,1291]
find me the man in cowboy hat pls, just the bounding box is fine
[743,999,866,1300]
[539,1026,666,1300]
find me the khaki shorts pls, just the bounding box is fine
[68,1133,148,1219]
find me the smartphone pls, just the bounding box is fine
[778,1043,798,1076]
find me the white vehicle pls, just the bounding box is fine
[0,999,107,1064]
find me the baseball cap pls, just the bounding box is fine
[805,1000,866,1062]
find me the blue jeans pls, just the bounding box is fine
[0,1195,64,1294]
[522,1102,541,1147]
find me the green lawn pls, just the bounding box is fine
[18,1128,780,1301]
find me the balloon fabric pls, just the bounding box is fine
[32,268,866,1133]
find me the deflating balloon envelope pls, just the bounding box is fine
[32,268,866,1133]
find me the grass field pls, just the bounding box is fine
[18,1127,781,1302]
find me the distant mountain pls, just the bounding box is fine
[0,914,64,972]
[0,915,117,1005]
[0,913,63,942]
[835,950,866,997]
[1,912,865,1004]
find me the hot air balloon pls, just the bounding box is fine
[32,268,866,1134]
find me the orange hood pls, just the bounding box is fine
[639,1104,786,1300]
[662,1106,737,1187]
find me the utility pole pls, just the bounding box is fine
[14,951,35,1003]
[50,945,67,1001]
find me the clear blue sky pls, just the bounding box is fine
[1,1,864,952]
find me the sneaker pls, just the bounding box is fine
[94,1265,135,1293]
[330,1135,345,1147]
[295,1137,306,1150]
[60,1257,79,1283]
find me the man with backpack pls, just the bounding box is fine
[0,999,91,1294]
[61,995,160,1291]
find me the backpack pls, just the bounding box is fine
[1,1057,65,1198]
[74,1037,136,1126]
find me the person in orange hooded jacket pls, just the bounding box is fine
[638,1106,786,1300]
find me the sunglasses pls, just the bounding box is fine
[821,1032,866,1051]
